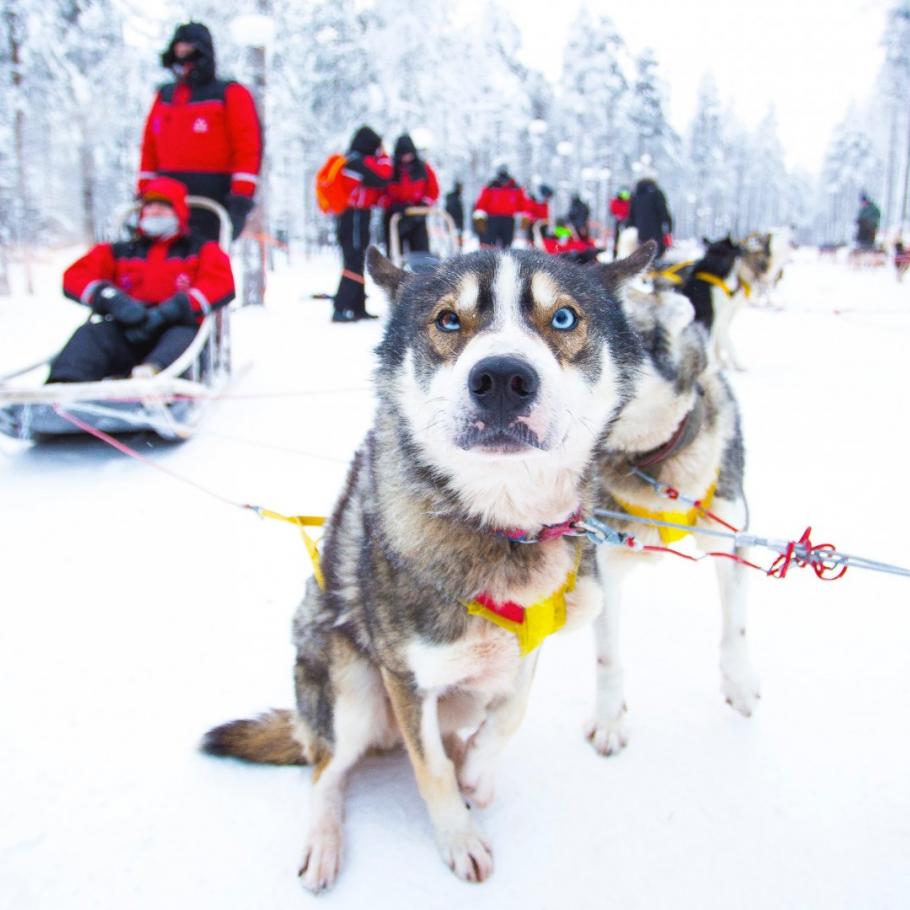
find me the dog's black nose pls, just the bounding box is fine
[468,356,539,418]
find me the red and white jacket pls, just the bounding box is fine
[138,79,262,204]
[340,152,393,210]
[381,162,440,210]
[65,178,235,323]
[474,178,531,218]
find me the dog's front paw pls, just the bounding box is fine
[721,660,761,717]
[298,826,343,894]
[584,707,629,757]
[438,822,494,883]
[458,749,496,809]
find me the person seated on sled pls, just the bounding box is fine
[540,220,602,263]
[47,177,234,383]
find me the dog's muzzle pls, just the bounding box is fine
[458,356,544,453]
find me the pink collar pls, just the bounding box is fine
[494,509,584,544]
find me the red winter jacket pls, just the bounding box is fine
[341,152,394,209]
[610,197,631,221]
[382,162,440,209]
[64,179,234,323]
[138,79,262,203]
[527,198,550,223]
[474,178,530,218]
[542,236,597,255]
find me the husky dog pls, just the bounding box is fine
[741,227,792,307]
[203,243,655,891]
[586,288,760,757]
[682,236,746,371]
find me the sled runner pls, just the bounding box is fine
[388,206,459,270]
[0,196,232,442]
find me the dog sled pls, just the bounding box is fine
[0,197,233,443]
[388,206,459,271]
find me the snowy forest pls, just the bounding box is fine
[1,0,908,269]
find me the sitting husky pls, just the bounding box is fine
[681,236,746,370]
[203,242,655,891]
[587,288,760,757]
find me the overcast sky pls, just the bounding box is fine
[498,0,891,174]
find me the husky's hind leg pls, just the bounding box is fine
[587,547,635,756]
[381,667,493,883]
[298,643,398,894]
[698,496,761,716]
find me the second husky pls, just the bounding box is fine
[587,286,761,757]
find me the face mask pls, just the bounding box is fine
[139,214,179,239]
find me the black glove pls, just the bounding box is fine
[124,293,196,345]
[226,194,255,240]
[91,284,147,326]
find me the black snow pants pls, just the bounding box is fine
[383,211,430,258]
[482,215,515,250]
[47,319,197,383]
[334,208,371,317]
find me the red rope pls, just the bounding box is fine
[641,543,764,572]
[767,527,847,581]
[51,405,240,509]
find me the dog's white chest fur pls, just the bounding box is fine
[407,623,523,697]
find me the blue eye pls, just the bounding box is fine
[551,306,578,331]
[436,310,461,332]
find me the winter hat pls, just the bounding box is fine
[394,134,418,159]
[349,126,383,156]
[538,184,554,198]
[140,176,190,234]
[493,157,509,177]
[161,22,216,85]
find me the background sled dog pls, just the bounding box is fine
[587,288,760,757]
[681,236,746,370]
[203,242,656,891]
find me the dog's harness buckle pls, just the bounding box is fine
[569,516,643,551]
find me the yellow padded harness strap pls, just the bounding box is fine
[464,542,583,655]
[694,271,735,298]
[616,481,717,544]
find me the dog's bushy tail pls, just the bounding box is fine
[202,709,318,766]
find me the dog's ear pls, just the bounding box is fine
[366,246,407,300]
[598,239,656,289]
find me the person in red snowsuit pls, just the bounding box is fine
[541,221,602,263]
[609,188,631,260]
[381,133,440,261]
[472,163,530,249]
[332,126,393,322]
[48,177,234,383]
[138,22,262,242]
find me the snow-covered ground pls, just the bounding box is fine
[2,248,908,909]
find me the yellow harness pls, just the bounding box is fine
[649,259,694,285]
[255,507,578,655]
[464,543,582,655]
[694,271,735,297]
[694,272,751,300]
[616,480,717,545]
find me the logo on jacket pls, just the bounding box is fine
[192,117,209,133]
[176,274,191,291]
